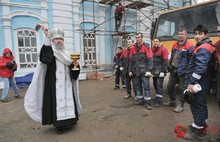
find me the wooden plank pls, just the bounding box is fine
[108,0,121,5]
[98,0,110,4]
[111,31,134,36]
[125,1,152,9]
[87,72,105,80]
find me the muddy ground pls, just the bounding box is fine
[0,76,220,142]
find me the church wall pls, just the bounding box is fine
[51,1,73,49]
[0,2,5,55]
[0,0,186,88]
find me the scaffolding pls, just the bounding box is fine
[80,0,188,79]
[80,0,153,79]
[183,0,192,6]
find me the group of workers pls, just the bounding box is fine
[113,24,220,141]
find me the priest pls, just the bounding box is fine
[24,25,82,134]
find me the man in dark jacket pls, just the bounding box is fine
[151,38,168,107]
[129,33,153,110]
[120,39,135,99]
[164,28,194,113]
[183,25,215,141]
[214,24,220,109]
[113,46,126,89]
[115,3,124,31]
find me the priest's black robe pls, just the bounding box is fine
[39,45,80,129]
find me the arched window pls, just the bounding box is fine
[122,36,131,48]
[83,33,96,66]
[15,29,38,69]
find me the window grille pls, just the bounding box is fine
[83,33,96,66]
[16,29,38,69]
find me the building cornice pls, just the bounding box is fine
[2,10,47,22]
[2,1,47,10]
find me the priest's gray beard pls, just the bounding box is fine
[52,43,72,66]
[52,42,65,51]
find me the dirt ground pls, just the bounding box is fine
[0,76,220,142]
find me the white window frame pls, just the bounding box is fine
[83,33,97,67]
[122,35,131,48]
[14,28,40,72]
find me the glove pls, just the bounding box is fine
[145,72,152,77]
[119,67,124,71]
[193,84,202,93]
[159,72,165,77]
[183,90,194,104]
[129,72,133,77]
[6,62,13,69]
[115,65,118,69]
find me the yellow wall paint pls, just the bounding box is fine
[158,37,219,54]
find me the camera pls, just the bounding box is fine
[6,61,17,71]
[11,63,17,71]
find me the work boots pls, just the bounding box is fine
[163,99,176,107]
[114,84,119,90]
[155,102,161,107]
[184,126,207,141]
[174,103,184,113]
[124,94,132,99]
[145,104,152,110]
